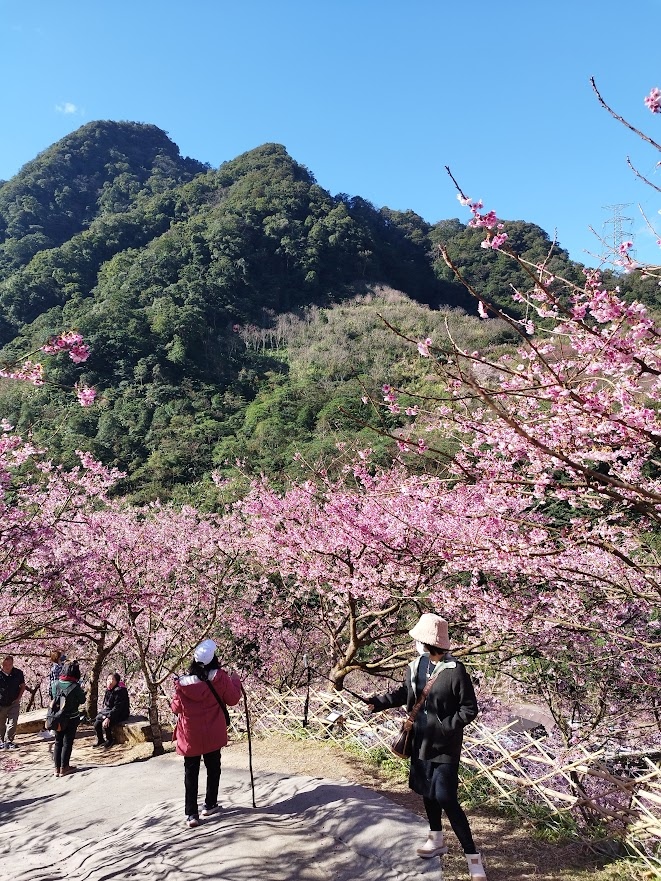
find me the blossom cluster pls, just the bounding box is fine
[40,331,90,364]
[1,331,95,406]
[0,360,45,385]
[457,194,508,250]
[644,86,661,114]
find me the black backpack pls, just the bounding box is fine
[46,683,76,732]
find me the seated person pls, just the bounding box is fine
[93,673,130,748]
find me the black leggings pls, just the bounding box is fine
[54,718,79,769]
[183,750,221,816]
[423,763,476,854]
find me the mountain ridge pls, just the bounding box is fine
[1,121,654,502]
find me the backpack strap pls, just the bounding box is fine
[58,681,77,711]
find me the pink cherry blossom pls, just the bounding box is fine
[2,331,93,404]
[644,86,661,113]
[75,384,97,407]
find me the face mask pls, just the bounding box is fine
[415,641,427,655]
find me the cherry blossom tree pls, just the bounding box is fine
[364,82,661,747]
[53,501,251,753]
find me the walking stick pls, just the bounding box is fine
[302,654,312,728]
[241,684,256,808]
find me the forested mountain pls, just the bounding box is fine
[1,120,649,502]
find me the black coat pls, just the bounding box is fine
[370,654,478,762]
[99,684,130,724]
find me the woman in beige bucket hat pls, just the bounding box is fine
[368,613,487,880]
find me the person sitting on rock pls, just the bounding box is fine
[93,673,130,748]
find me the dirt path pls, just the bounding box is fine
[221,733,637,881]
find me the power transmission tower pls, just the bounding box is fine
[602,203,635,258]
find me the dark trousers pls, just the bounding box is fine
[93,715,113,743]
[54,718,79,769]
[183,750,221,816]
[423,763,476,854]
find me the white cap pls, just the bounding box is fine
[193,639,217,665]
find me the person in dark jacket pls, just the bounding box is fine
[171,639,242,829]
[93,673,130,748]
[51,659,86,777]
[368,613,487,880]
[0,655,26,750]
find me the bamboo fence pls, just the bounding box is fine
[230,685,661,877]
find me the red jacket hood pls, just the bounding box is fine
[175,668,222,701]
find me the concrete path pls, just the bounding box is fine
[0,738,445,881]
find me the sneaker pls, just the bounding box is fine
[201,804,220,817]
[103,739,115,749]
[60,766,76,776]
[5,743,18,751]
[186,815,200,828]
[92,741,105,748]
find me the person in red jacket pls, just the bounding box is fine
[171,639,242,828]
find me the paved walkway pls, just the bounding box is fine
[1,733,444,881]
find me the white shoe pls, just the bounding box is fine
[466,852,487,879]
[416,830,448,858]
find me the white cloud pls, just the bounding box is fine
[55,102,79,115]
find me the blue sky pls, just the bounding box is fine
[1,0,660,267]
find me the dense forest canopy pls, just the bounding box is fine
[1,120,655,501]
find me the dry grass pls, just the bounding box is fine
[221,732,655,881]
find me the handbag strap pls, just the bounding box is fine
[406,661,443,725]
[206,677,230,725]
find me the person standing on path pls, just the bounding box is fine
[51,659,86,777]
[0,655,26,750]
[48,650,66,698]
[367,613,488,881]
[171,639,242,829]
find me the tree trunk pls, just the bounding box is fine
[87,644,105,719]
[148,682,164,756]
[86,627,122,719]
[25,684,39,711]
[329,663,350,691]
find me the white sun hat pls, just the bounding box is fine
[409,614,450,650]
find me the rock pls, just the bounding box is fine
[16,708,48,734]
[111,716,173,745]
[15,708,171,745]
[506,702,555,734]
